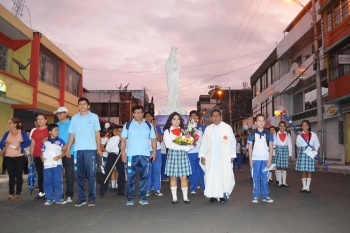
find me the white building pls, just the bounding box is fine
[250,1,342,162]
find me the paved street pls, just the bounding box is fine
[1,164,350,233]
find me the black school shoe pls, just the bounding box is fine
[219,198,226,204]
[208,198,217,203]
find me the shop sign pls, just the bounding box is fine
[325,104,339,116]
[339,55,350,64]
[292,109,317,121]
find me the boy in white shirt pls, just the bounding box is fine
[248,114,274,204]
[41,124,67,205]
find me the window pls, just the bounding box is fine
[261,73,268,91]
[272,93,280,114]
[256,78,261,95]
[342,0,349,20]
[39,47,60,88]
[325,0,350,34]
[261,99,268,118]
[65,65,81,96]
[293,92,303,114]
[271,64,275,84]
[0,43,8,71]
[330,44,350,81]
[326,9,333,33]
[90,103,119,117]
[253,105,259,117]
[305,89,317,110]
[334,3,341,27]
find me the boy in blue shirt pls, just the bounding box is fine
[248,114,274,203]
[41,124,67,205]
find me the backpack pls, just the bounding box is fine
[250,129,271,149]
[126,120,152,132]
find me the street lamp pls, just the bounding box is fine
[216,87,232,127]
[288,0,324,158]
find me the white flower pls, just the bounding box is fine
[190,137,194,140]
[181,136,186,140]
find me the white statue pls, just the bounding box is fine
[159,46,187,115]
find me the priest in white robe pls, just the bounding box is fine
[199,109,236,203]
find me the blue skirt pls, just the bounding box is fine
[165,149,192,177]
[295,146,315,172]
[276,145,289,168]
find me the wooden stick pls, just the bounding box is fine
[103,152,121,184]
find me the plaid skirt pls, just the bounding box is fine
[271,155,276,164]
[165,149,192,177]
[295,146,315,172]
[275,145,289,168]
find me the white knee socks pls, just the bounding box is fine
[306,178,311,190]
[276,170,281,184]
[302,178,307,190]
[268,172,272,181]
[182,187,189,201]
[171,187,177,201]
[282,171,287,185]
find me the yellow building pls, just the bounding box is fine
[0,4,83,136]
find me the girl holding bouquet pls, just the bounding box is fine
[163,112,193,204]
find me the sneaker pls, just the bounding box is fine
[126,199,134,206]
[154,191,163,196]
[66,197,73,202]
[190,190,196,195]
[88,200,95,207]
[34,192,46,200]
[56,199,67,205]
[252,198,258,203]
[139,199,149,205]
[262,197,274,203]
[146,191,151,197]
[74,199,86,207]
[44,200,53,205]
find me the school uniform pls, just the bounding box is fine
[163,127,193,177]
[188,124,205,193]
[295,131,320,192]
[275,131,292,168]
[274,131,292,186]
[233,141,242,171]
[295,132,320,172]
[42,137,65,202]
[163,126,193,203]
[248,129,274,201]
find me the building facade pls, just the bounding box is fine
[319,0,350,163]
[250,1,343,161]
[0,4,82,133]
[84,89,152,125]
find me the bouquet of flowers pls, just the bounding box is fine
[172,119,200,146]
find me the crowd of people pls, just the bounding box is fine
[0,97,320,206]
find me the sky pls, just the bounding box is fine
[2,0,309,113]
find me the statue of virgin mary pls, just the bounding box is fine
[159,46,187,115]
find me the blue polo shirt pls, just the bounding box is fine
[121,119,156,156]
[68,111,101,151]
[56,119,74,155]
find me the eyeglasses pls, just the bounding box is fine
[133,111,143,114]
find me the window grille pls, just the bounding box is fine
[65,65,81,96]
[39,46,60,88]
[0,43,8,71]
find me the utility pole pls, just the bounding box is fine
[312,0,324,159]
